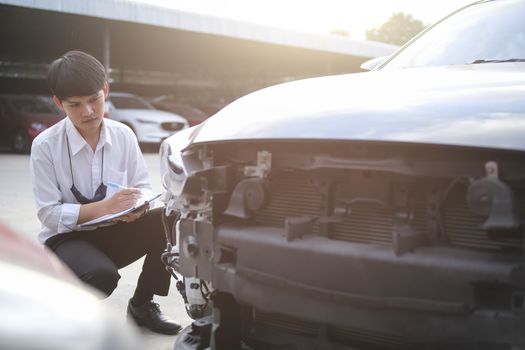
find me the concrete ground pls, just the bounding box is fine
[0,151,192,350]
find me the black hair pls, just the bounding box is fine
[47,50,106,101]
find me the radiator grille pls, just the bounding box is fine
[254,172,322,234]
[255,311,419,350]
[250,172,523,251]
[333,202,393,244]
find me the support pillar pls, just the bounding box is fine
[103,23,111,81]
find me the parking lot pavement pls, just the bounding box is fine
[0,151,192,350]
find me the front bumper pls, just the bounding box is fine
[178,219,525,346]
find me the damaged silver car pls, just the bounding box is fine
[160,0,525,349]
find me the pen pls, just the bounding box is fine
[106,181,127,190]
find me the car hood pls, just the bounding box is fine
[192,63,525,152]
[110,109,187,122]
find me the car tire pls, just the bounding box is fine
[185,303,212,320]
[12,130,30,153]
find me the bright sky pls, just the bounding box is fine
[132,0,474,39]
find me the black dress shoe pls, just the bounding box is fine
[127,300,182,335]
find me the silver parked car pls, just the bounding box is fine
[105,92,188,145]
[161,0,525,349]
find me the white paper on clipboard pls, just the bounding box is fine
[79,193,162,227]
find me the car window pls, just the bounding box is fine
[382,0,525,70]
[10,96,57,114]
[37,96,63,116]
[109,96,154,110]
[173,105,208,120]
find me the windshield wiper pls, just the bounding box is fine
[471,58,525,64]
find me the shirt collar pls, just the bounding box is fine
[65,118,112,155]
[101,119,113,148]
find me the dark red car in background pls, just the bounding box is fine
[0,94,65,153]
[150,96,209,126]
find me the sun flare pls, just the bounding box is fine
[133,0,473,39]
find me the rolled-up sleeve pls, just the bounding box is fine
[30,141,80,233]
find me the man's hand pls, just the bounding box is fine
[78,187,144,225]
[114,203,149,223]
[105,188,142,214]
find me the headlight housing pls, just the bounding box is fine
[160,138,187,197]
[160,126,204,214]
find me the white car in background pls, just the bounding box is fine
[105,92,189,145]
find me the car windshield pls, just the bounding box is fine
[38,96,64,115]
[10,96,59,114]
[172,105,208,120]
[382,0,525,70]
[110,96,154,110]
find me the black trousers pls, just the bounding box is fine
[45,207,170,299]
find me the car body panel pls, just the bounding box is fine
[0,223,141,349]
[192,63,525,151]
[0,223,76,281]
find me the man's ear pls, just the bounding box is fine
[52,96,65,111]
[103,81,109,98]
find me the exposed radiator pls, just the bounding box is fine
[252,172,523,251]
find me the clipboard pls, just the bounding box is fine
[79,192,162,227]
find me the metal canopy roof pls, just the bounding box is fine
[0,0,398,58]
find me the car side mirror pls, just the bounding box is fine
[360,56,389,71]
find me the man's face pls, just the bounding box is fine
[53,82,108,135]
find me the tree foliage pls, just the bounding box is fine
[366,12,425,45]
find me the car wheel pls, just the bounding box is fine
[185,303,212,320]
[12,130,30,153]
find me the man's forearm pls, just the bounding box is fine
[77,200,110,224]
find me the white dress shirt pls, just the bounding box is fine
[30,117,152,244]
